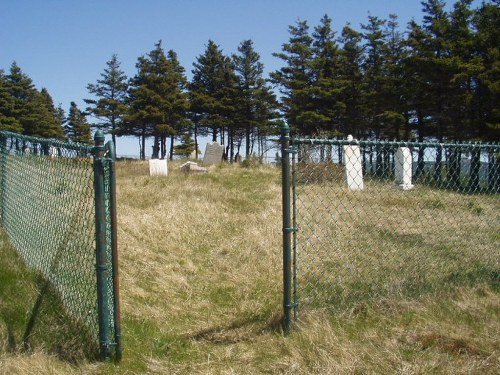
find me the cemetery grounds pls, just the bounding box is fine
[0,160,499,374]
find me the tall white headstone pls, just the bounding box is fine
[149,159,168,176]
[343,135,364,191]
[395,147,414,190]
[202,142,225,166]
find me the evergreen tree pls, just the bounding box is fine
[173,132,196,158]
[421,0,453,141]
[190,40,238,144]
[361,15,389,139]
[5,62,39,135]
[473,0,500,141]
[337,25,365,137]
[126,41,189,160]
[65,101,92,144]
[233,39,278,159]
[0,69,22,132]
[85,54,128,148]
[270,20,315,135]
[36,88,66,139]
[310,15,344,136]
[4,62,64,138]
[379,14,408,140]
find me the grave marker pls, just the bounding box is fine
[149,159,168,176]
[343,135,364,191]
[202,142,224,166]
[179,161,207,173]
[395,147,414,190]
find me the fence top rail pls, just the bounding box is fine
[0,130,94,155]
[291,137,500,151]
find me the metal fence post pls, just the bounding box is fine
[281,123,293,333]
[93,130,110,360]
[106,140,122,361]
[0,134,7,226]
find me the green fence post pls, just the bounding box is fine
[93,130,110,360]
[0,133,7,226]
[106,140,122,361]
[281,123,293,333]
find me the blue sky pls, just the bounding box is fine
[0,0,478,157]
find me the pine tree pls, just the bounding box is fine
[35,88,66,139]
[65,101,92,144]
[126,41,189,160]
[379,14,408,140]
[473,0,500,141]
[270,20,315,135]
[5,62,65,138]
[337,25,365,137]
[85,54,128,148]
[233,39,278,159]
[361,14,389,139]
[310,15,344,136]
[190,40,238,145]
[173,133,196,158]
[0,69,22,132]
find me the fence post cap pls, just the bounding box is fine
[94,130,105,145]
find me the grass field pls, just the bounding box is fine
[1,160,499,374]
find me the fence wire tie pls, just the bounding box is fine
[283,227,298,233]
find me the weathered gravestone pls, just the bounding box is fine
[395,147,414,190]
[149,159,168,176]
[343,135,364,191]
[179,161,207,173]
[202,142,224,167]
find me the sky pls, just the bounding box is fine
[0,0,481,157]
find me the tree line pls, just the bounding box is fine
[0,0,498,160]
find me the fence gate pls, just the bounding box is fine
[281,124,500,330]
[0,130,121,361]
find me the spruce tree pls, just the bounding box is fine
[65,101,92,144]
[473,0,500,141]
[126,41,189,160]
[5,62,65,138]
[0,69,22,132]
[270,20,315,135]
[337,25,365,137]
[361,15,389,139]
[190,40,238,144]
[310,15,344,136]
[380,14,408,140]
[233,39,278,159]
[85,54,128,148]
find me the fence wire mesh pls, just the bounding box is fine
[0,131,119,359]
[289,138,500,314]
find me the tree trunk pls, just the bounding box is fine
[169,135,174,161]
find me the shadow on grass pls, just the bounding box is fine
[0,233,99,364]
[187,311,284,345]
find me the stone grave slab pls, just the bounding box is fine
[343,135,364,191]
[202,142,224,166]
[149,159,168,176]
[179,161,207,173]
[395,147,414,190]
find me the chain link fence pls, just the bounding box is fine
[0,130,120,360]
[281,126,500,325]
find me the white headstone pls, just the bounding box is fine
[395,147,414,190]
[149,159,168,176]
[343,135,364,191]
[202,142,224,166]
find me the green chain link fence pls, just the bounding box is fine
[281,124,500,329]
[0,130,121,361]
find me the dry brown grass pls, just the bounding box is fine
[1,160,499,374]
